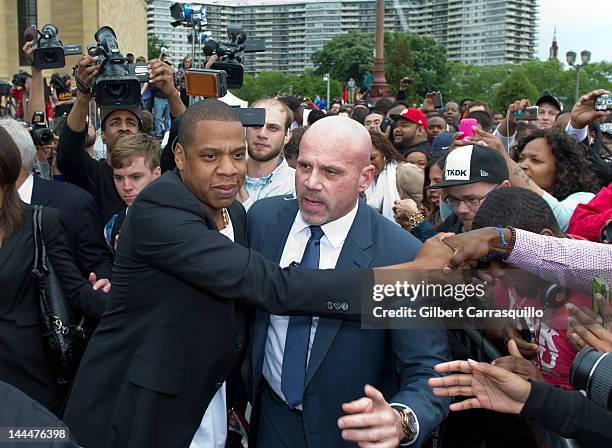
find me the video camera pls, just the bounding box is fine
[27,111,54,146]
[25,24,82,70]
[12,71,30,88]
[84,26,141,107]
[202,25,265,89]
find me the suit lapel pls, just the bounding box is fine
[305,201,373,388]
[30,176,51,206]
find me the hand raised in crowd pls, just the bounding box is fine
[22,41,34,65]
[338,384,407,447]
[73,55,101,92]
[148,59,178,97]
[393,199,420,229]
[567,300,612,353]
[570,89,612,129]
[88,272,111,294]
[468,127,507,154]
[503,327,539,359]
[442,227,511,271]
[497,98,531,137]
[428,359,531,415]
[421,92,435,114]
[493,339,543,381]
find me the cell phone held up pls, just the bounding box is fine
[594,93,612,112]
[592,276,610,330]
[459,118,477,140]
[514,106,539,121]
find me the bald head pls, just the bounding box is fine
[301,116,372,169]
[295,116,375,225]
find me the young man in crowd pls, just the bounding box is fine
[56,53,184,223]
[391,107,433,156]
[105,133,161,252]
[239,97,295,211]
[247,116,450,448]
[428,114,448,142]
[444,101,460,127]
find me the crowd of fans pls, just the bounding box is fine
[0,38,611,448]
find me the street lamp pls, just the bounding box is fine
[566,49,591,101]
[323,73,330,111]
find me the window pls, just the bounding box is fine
[17,0,37,66]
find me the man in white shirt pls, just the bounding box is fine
[239,97,296,211]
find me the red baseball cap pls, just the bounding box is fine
[390,108,428,130]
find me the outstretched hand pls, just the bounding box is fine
[88,272,111,293]
[570,89,612,130]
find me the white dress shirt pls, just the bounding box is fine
[17,174,34,204]
[190,215,234,448]
[262,201,359,410]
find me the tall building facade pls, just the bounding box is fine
[146,0,538,73]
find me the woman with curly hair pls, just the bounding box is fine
[484,127,600,231]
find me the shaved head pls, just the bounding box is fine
[295,116,375,225]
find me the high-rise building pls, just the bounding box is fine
[146,0,538,73]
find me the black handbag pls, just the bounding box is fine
[31,205,87,385]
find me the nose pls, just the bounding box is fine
[217,154,239,177]
[122,178,134,193]
[518,159,530,173]
[303,168,323,191]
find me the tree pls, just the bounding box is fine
[311,31,374,86]
[384,33,414,97]
[148,34,167,60]
[492,69,539,113]
[407,33,448,99]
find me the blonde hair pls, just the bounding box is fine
[110,133,160,171]
[251,98,294,131]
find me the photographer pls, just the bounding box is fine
[10,71,30,120]
[429,359,612,447]
[56,53,185,223]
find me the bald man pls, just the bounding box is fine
[247,116,450,448]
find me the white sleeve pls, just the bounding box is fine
[565,122,589,142]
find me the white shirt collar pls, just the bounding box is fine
[17,173,34,204]
[294,200,359,249]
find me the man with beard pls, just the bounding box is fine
[240,98,296,211]
[391,108,432,157]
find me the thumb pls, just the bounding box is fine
[508,339,525,359]
[88,272,97,285]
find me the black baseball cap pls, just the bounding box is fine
[429,144,509,189]
[536,91,562,111]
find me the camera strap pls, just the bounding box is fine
[72,63,92,95]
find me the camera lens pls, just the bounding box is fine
[106,82,128,99]
[43,51,58,64]
[570,347,612,410]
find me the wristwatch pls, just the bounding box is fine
[392,406,418,444]
[406,211,425,232]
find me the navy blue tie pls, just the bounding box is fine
[281,225,324,408]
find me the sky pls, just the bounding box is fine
[537,0,610,62]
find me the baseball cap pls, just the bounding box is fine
[536,91,562,111]
[390,108,428,130]
[429,144,509,189]
[100,105,143,131]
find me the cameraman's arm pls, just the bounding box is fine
[148,59,186,118]
[22,42,45,123]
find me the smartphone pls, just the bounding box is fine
[185,69,227,98]
[459,118,478,140]
[234,108,266,127]
[432,91,443,109]
[594,93,612,111]
[592,276,610,329]
[515,106,539,121]
[380,117,391,133]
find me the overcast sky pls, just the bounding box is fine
[537,0,609,62]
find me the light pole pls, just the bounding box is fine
[323,73,330,110]
[566,50,591,101]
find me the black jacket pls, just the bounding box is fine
[520,380,612,447]
[31,175,113,278]
[0,204,107,414]
[56,124,121,223]
[63,169,369,448]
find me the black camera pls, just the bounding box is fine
[0,81,11,97]
[86,26,141,107]
[29,24,82,70]
[29,111,54,146]
[570,347,612,410]
[202,25,265,89]
[12,71,30,88]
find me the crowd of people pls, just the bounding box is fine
[0,38,611,448]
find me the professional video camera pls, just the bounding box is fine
[27,111,54,146]
[169,2,208,28]
[570,347,612,410]
[202,26,265,89]
[25,24,82,69]
[84,26,141,107]
[12,71,30,88]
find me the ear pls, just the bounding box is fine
[101,130,106,144]
[153,166,161,179]
[540,228,554,237]
[284,128,293,146]
[499,180,512,187]
[175,143,186,172]
[359,164,375,193]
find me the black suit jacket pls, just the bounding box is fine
[0,204,106,414]
[63,169,370,448]
[31,176,113,278]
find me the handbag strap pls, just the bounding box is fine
[32,205,46,277]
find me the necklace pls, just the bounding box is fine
[222,208,229,228]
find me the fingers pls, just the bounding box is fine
[449,397,482,412]
[432,385,474,397]
[88,272,97,285]
[491,356,533,380]
[342,397,373,415]
[433,360,474,374]
[364,384,386,405]
[507,338,525,359]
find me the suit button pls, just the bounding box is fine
[341,302,348,311]
[327,301,334,310]
[334,302,341,310]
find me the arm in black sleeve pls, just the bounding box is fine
[396,89,407,101]
[41,207,107,318]
[520,380,612,447]
[56,122,97,190]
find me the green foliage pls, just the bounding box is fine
[405,34,447,100]
[147,34,167,60]
[384,33,414,97]
[312,31,375,85]
[492,69,539,113]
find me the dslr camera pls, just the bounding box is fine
[202,25,265,89]
[84,26,142,107]
[28,111,54,147]
[570,347,612,410]
[27,24,82,70]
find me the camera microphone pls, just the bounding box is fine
[24,25,37,43]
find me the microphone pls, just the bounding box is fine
[24,25,37,42]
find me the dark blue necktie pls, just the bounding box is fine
[281,225,324,408]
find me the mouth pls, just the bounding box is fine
[212,185,239,197]
[302,197,325,211]
[253,142,269,150]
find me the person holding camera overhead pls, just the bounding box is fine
[56,27,186,223]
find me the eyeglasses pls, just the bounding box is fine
[442,185,499,209]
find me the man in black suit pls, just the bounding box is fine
[1,118,113,278]
[63,99,455,448]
